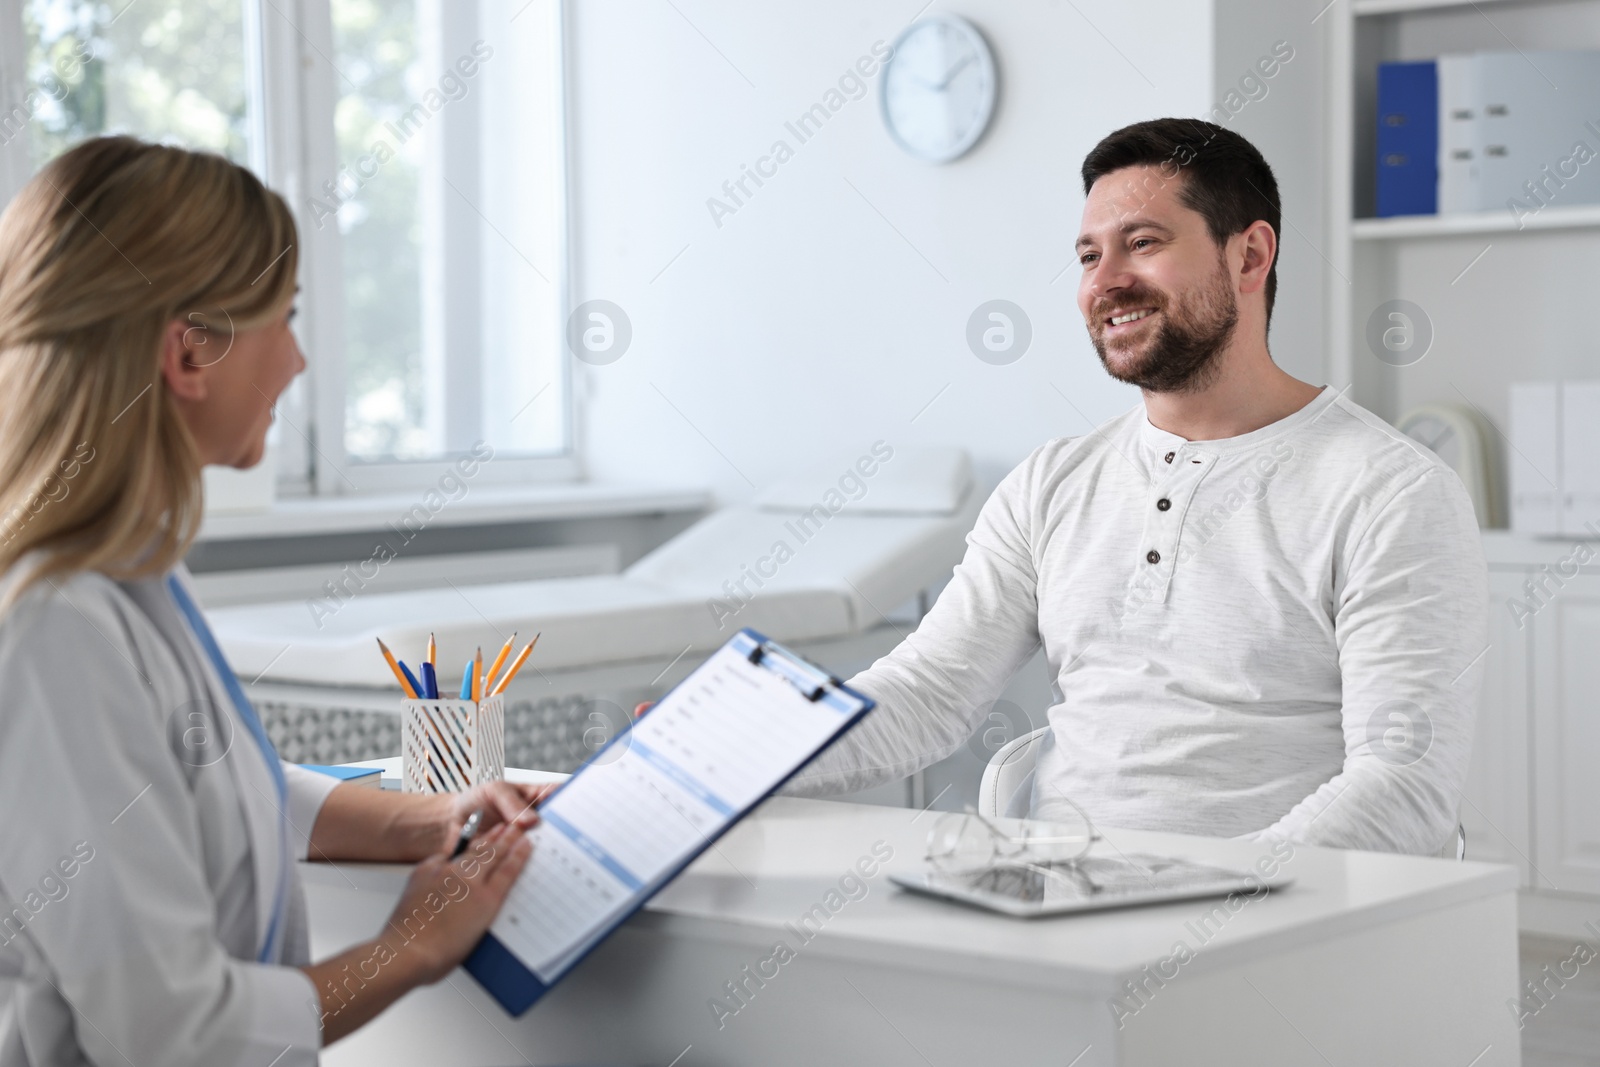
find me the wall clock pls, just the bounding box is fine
[880,15,997,163]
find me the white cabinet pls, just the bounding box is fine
[1474,534,1600,915]
[1461,571,1532,884]
[1530,573,1600,896]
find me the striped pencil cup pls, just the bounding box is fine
[401,694,506,793]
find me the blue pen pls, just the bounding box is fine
[397,659,424,700]
[459,659,474,700]
[420,661,439,700]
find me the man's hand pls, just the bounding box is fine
[635,702,653,719]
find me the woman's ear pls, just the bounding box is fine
[158,316,208,402]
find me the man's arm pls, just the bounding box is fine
[785,451,1049,797]
[1249,467,1488,854]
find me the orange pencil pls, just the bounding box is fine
[377,637,419,698]
[426,631,437,668]
[490,633,540,697]
[483,631,517,696]
[473,645,484,703]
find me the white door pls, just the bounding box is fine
[1532,572,1600,895]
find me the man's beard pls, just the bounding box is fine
[1089,258,1239,394]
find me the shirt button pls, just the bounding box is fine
[1163,451,1175,464]
[1156,498,1171,511]
[1146,550,1161,564]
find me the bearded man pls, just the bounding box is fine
[785,117,1487,856]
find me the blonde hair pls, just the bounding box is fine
[0,136,298,612]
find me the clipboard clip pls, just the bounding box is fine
[747,640,839,702]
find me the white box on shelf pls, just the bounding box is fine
[1561,381,1600,535]
[1508,381,1561,536]
[402,695,505,793]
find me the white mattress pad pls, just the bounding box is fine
[210,489,978,688]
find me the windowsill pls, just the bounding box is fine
[196,482,713,543]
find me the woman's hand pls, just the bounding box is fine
[379,822,535,985]
[441,779,559,851]
[304,820,536,1044]
[307,777,559,864]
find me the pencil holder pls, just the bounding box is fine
[401,695,505,793]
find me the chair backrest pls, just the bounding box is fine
[977,726,1051,819]
[1440,823,1466,861]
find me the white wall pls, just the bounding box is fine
[564,0,1242,499]
[1213,0,1332,396]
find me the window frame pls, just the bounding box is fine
[0,0,38,200]
[1,0,581,498]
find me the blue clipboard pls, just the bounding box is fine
[462,627,875,1016]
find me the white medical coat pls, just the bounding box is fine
[0,560,338,1066]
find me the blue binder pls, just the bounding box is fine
[1376,61,1438,217]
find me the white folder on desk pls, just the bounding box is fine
[463,628,874,1015]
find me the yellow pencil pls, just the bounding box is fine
[473,645,484,703]
[376,637,419,698]
[483,631,517,697]
[490,633,540,697]
[426,631,437,668]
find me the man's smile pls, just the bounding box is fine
[1103,307,1158,335]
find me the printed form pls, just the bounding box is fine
[488,639,867,982]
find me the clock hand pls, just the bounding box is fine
[932,53,976,90]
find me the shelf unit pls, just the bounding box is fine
[1324,0,1600,925]
[1351,0,1543,14]
[1350,202,1600,239]
[1324,0,1600,444]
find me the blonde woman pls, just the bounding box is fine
[0,136,546,1065]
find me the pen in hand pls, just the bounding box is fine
[451,809,485,860]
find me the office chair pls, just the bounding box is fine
[977,725,1049,820]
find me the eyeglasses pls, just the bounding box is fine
[924,796,1104,896]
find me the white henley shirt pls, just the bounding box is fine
[787,386,1489,855]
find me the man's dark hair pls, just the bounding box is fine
[1081,118,1281,329]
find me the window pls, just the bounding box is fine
[18,0,255,167]
[0,0,572,493]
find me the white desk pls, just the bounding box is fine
[304,765,1521,1066]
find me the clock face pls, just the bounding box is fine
[880,15,997,163]
[1404,415,1461,468]
[1394,404,1491,528]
